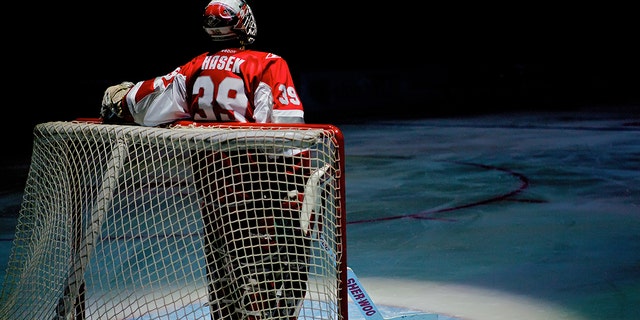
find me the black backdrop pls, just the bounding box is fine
[4,1,640,165]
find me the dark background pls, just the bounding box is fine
[5,1,640,166]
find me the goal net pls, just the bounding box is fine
[0,120,347,320]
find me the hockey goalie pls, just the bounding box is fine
[99,0,313,318]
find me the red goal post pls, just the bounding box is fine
[0,119,348,320]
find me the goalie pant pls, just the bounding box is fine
[193,149,313,320]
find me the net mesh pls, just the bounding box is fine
[0,121,346,320]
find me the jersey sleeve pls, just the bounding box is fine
[124,53,208,127]
[253,54,305,124]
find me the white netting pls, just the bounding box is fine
[0,121,347,320]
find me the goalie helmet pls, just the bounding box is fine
[203,0,257,45]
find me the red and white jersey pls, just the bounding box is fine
[124,49,304,126]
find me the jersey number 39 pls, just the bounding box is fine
[192,75,300,121]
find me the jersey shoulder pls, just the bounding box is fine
[209,48,284,61]
[239,49,284,60]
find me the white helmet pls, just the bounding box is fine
[203,0,257,45]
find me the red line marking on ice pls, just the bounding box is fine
[348,161,545,224]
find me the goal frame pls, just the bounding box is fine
[0,118,348,320]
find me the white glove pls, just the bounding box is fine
[101,81,134,120]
